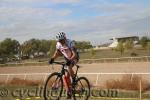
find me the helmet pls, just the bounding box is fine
[56,32,66,40]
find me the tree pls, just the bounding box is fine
[0,38,20,63]
[29,39,40,56]
[21,39,64,58]
[21,41,32,57]
[48,40,57,57]
[116,42,124,55]
[21,39,43,58]
[124,39,134,50]
[0,44,5,57]
[75,41,93,52]
[147,42,150,50]
[0,38,20,57]
[140,36,149,48]
[38,40,51,56]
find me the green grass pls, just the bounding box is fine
[15,49,150,62]
[0,85,150,100]
[0,48,150,67]
[79,49,150,59]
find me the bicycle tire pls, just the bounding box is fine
[73,77,90,100]
[44,72,63,100]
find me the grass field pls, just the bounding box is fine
[7,48,150,64]
[80,49,150,59]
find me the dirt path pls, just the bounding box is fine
[0,62,150,74]
[0,62,150,85]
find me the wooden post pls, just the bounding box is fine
[95,74,100,86]
[5,74,10,84]
[139,79,142,100]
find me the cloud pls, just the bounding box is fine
[0,0,80,5]
[57,3,150,45]
[0,0,150,45]
[51,0,80,4]
[0,6,72,42]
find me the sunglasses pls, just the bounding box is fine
[58,39,65,42]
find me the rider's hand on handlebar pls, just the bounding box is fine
[49,58,54,64]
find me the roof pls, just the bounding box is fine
[110,36,139,40]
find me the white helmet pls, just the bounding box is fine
[56,32,66,40]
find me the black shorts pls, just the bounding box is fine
[64,57,79,66]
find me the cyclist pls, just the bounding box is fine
[49,32,79,99]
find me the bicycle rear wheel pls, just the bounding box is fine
[73,77,90,100]
[44,72,63,100]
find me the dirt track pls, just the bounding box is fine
[0,62,150,73]
[0,62,150,85]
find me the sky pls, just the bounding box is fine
[0,0,150,45]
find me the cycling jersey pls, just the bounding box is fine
[56,39,75,59]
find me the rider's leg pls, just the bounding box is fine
[68,65,75,78]
[64,58,78,98]
[64,65,74,90]
[67,65,74,87]
[66,59,78,88]
[66,65,74,99]
[63,73,70,92]
[68,59,78,78]
[63,70,72,99]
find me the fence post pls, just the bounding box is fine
[95,74,100,86]
[5,74,10,84]
[24,74,27,80]
[131,73,133,82]
[139,79,142,100]
[43,74,48,83]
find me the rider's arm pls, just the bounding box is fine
[51,49,62,60]
[70,47,77,60]
[52,42,63,60]
[70,41,77,60]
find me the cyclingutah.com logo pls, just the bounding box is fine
[0,87,118,99]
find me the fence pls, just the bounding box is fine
[0,56,150,67]
[1,73,150,85]
[0,73,150,100]
[79,56,150,63]
[0,72,149,84]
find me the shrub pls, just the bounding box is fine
[130,52,138,57]
[8,78,42,86]
[105,75,150,91]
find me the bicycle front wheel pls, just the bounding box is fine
[73,77,90,100]
[44,72,63,100]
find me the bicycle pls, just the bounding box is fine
[44,61,90,100]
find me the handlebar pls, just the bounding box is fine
[52,61,66,65]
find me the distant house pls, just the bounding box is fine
[109,36,139,48]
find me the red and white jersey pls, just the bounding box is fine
[56,39,75,59]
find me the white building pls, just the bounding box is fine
[109,36,139,48]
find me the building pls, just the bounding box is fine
[109,36,139,48]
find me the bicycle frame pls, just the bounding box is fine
[52,61,80,79]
